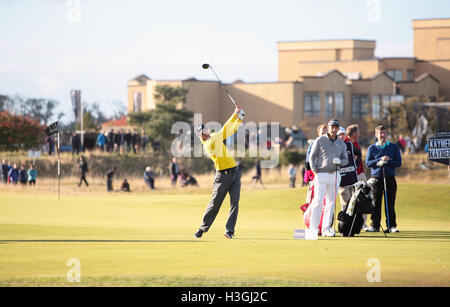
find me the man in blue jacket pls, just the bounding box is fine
[366,125,402,233]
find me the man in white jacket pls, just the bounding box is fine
[308,119,348,237]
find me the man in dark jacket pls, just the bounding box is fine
[71,132,81,155]
[366,125,402,233]
[106,167,117,191]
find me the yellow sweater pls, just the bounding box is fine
[201,112,243,171]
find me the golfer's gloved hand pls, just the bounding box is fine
[333,158,341,165]
[377,160,387,167]
[238,109,245,120]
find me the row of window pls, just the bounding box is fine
[386,69,414,82]
[304,92,391,119]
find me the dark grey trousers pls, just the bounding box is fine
[200,168,241,235]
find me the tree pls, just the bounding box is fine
[0,111,45,151]
[0,94,59,125]
[128,85,193,151]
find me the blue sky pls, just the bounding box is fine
[1,0,449,123]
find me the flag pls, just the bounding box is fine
[45,121,59,136]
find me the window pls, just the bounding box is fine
[351,94,369,118]
[335,93,344,117]
[382,95,391,119]
[386,69,403,82]
[407,70,414,81]
[325,92,334,117]
[133,92,142,112]
[372,94,381,119]
[304,92,321,117]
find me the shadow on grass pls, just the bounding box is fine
[0,239,203,244]
[356,230,450,241]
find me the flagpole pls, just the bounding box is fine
[57,131,61,201]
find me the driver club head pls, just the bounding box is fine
[202,63,210,69]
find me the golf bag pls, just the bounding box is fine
[338,181,375,237]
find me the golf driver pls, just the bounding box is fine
[202,63,237,107]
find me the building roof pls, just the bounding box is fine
[102,116,127,127]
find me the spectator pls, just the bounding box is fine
[132,130,139,154]
[337,127,358,207]
[78,156,89,187]
[308,119,348,237]
[124,129,132,153]
[121,179,131,192]
[287,163,297,188]
[114,130,122,153]
[1,159,10,184]
[251,159,264,188]
[19,165,28,185]
[97,131,106,151]
[107,129,115,152]
[106,167,117,191]
[46,136,55,155]
[8,163,19,184]
[71,132,81,155]
[144,166,155,189]
[169,157,179,187]
[141,131,148,152]
[397,134,406,153]
[180,172,198,187]
[366,125,402,233]
[28,164,37,186]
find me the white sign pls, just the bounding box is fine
[294,229,318,240]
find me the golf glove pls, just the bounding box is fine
[377,160,387,167]
[332,158,341,165]
[238,110,245,120]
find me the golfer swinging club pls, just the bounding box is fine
[194,105,245,239]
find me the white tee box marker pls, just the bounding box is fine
[294,229,318,240]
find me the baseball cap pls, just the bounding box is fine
[327,119,340,127]
[337,127,346,135]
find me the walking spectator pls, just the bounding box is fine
[337,127,358,208]
[1,159,10,184]
[8,163,19,184]
[308,119,348,237]
[169,157,179,186]
[251,159,264,187]
[97,131,106,152]
[288,163,297,188]
[121,179,130,192]
[46,135,55,155]
[366,125,402,233]
[71,132,81,155]
[106,167,117,191]
[78,156,89,187]
[144,166,155,190]
[28,164,37,186]
[19,165,28,185]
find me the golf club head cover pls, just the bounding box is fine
[238,110,245,120]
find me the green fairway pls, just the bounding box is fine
[0,184,449,286]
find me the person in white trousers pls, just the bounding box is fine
[308,119,348,237]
